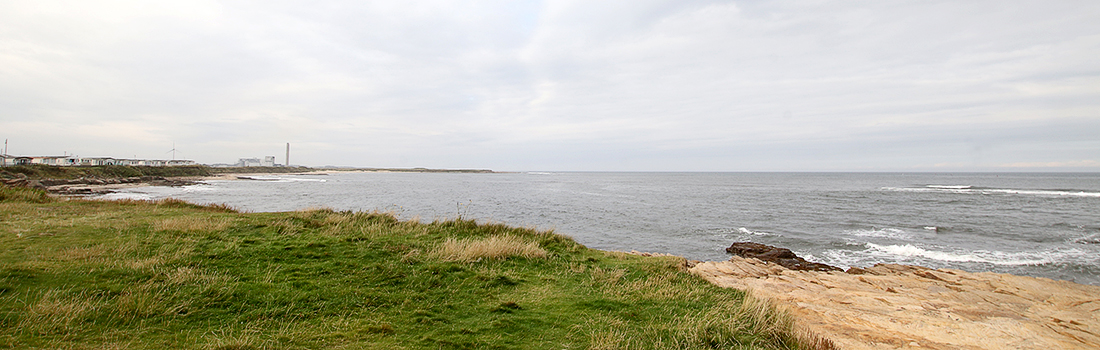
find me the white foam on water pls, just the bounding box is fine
[882,186,1100,198]
[983,189,1100,198]
[863,243,1064,266]
[181,184,217,192]
[1075,233,1100,245]
[93,192,154,201]
[844,227,912,240]
[927,185,971,189]
[237,176,326,183]
[737,227,772,236]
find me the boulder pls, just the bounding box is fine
[725,242,841,272]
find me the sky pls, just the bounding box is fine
[2,1,1098,171]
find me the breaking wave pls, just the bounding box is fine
[737,227,773,236]
[882,186,1100,198]
[863,243,1064,266]
[843,227,913,240]
[236,176,326,183]
[94,192,154,201]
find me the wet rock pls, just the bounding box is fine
[725,242,841,272]
[39,179,69,186]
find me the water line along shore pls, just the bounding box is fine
[8,167,1098,349]
[687,250,1100,349]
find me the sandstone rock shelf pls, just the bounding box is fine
[690,256,1100,349]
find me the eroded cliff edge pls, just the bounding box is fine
[690,247,1100,350]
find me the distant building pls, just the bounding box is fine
[167,159,196,166]
[78,157,117,166]
[236,156,278,167]
[237,158,262,167]
[20,156,77,166]
[0,155,194,167]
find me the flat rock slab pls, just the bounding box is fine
[691,257,1100,350]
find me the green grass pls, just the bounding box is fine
[0,185,824,349]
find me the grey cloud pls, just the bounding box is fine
[1,1,1097,171]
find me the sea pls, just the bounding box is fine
[97,172,1100,286]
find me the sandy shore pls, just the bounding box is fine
[690,257,1100,349]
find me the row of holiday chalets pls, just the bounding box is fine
[1,154,196,167]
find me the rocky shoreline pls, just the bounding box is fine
[0,171,197,196]
[6,170,1096,348]
[693,242,1100,349]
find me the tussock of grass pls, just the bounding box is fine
[154,198,238,213]
[434,235,548,262]
[0,184,53,203]
[18,290,104,336]
[154,216,233,232]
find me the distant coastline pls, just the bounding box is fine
[0,164,496,196]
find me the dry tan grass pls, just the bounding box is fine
[154,216,232,232]
[734,293,793,338]
[614,271,690,299]
[794,326,838,350]
[202,330,262,350]
[434,235,547,262]
[734,292,838,350]
[167,266,237,287]
[587,328,627,350]
[589,266,627,285]
[18,290,103,335]
[55,245,109,261]
[115,283,165,318]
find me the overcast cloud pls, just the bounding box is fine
[2,0,1098,171]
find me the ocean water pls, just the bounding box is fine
[98,172,1100,285]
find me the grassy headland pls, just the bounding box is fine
[0,165,491,182]
[1,164,215,179]
[0,185,823,349]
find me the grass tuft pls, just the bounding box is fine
[155,198,238,213]
[18,290,103,336]
[154,216,233,232]
[434,235,548,262]
[0,185,53,203]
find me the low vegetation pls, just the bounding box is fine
[0,185,825,349]
[1,164,213,179]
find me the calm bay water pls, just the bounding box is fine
[101,172,1100,285]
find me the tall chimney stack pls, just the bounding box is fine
[285,143,290,167]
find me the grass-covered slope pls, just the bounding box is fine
[0,186,818,349]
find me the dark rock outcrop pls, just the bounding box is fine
[725,242,841,272]
[1,171,198,195]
